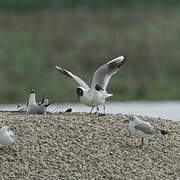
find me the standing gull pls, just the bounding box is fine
[128,115,168,146]
[27,89,54,114]
[0,126,15,145]
[55,56,126,114]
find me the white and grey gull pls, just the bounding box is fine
[55,56,127,115]
[26,89,54,114]
[128,115,168,146]
[17,94,50,112]
[0,126,15,145]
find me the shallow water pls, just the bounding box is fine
[0,101,180,121]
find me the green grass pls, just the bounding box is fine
[0,7,180,103]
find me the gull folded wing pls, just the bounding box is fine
[135,123,155,135]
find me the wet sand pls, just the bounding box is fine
[0,112,179,179]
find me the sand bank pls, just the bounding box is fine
[0,112,179,179]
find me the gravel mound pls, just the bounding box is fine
[0,112,179,179]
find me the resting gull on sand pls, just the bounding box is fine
[0,126,15,145]
[27,89,54,114]
[128,115,168,146]
[17,94,50,112]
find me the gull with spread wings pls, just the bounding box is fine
[55,56,127,115]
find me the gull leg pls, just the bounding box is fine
[141,137,144,146]
[95,106,99,115]
[98,105,106,116]
[89,107,94,114]
[103,105,106,116]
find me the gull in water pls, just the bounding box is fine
[128,115,168,146]
[55,56,126,115]
[0,126,15,145]
[27,89,54,114]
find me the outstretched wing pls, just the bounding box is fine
[91,56,126,90]
[55,66,89,89]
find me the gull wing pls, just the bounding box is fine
[91,56,126,90]
[134,123,155,135]
[55,66,89,89]
[27,104,46,114]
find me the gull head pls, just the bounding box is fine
[76,87,83,97]
[129,114,140,123]
[30,89,35,94]
[129,114,137,122]
[122,114,135,124]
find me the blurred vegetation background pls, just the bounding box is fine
[0,0,180,103]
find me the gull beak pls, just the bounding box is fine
[122,119,129,123]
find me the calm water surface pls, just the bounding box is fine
[0,101,180,121]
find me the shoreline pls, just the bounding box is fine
[0,112,179,179]
[1,101,180,121]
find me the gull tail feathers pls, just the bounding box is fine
[103,92,113,98]
[107,93,113,98]
[157,128,169,135]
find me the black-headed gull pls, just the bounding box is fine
[55,56,127,114]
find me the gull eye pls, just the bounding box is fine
[129,117,133,121]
